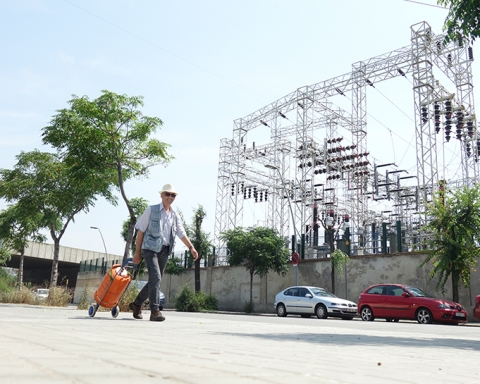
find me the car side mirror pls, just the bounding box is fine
[401,292,410,298]
[306,293,313,298]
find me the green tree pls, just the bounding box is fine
[220,226,289,308]
[0,205,46,289]
[42,90,173,261]
[0,150,104,286]
[0,240,10,266]
[421,184,480,302]
[186,205,212,292]
[165,256,187,275]
[121,197,149,255]
[438,0,480,43]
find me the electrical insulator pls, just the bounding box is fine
[248,188,251,198]
[469,47,474,61]
[265,191,268,201]
[445,120,452,142]
[421,107,428,124]
[456,111,464,140]
[466,142,472,157]
[445,101,452,119]
[434,103,441,133]
[447,53,452,65]
[259,191,263,202]
[468,121,474,137]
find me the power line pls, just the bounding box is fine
[403,0,447,9]
[62,0,267,100]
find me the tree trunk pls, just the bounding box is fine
[123,216,136,262]
[330,228,335,294]
[18,246,25,290]
[194,213,204,292]
[50,238,60,287]
[331,258,335,294]
[452,270,460,303]
[250,269,254,306]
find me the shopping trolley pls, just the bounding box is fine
[88,257,135,318]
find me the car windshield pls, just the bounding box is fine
[310,288,337,298]
[406,286,434,298]
[37,289,48,294]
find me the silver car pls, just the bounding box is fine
[274,286,357,320]
[129,280,166,310]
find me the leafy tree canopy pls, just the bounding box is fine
[0,150,101,285]
[421,184,480,301]
[438,0,480,43]
[221,226,289,278]
[42,90,173,260]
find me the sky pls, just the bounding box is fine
[0,0,476,257]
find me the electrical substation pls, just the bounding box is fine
[213,21,477,265]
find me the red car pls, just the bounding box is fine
[358,284,468,324]
[474,295,480,320]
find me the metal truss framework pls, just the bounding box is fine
[214,21,477,264]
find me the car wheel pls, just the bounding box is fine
[276,303,287,317]
[360,306,375,321]
[315,304,328,319]
[416,308,433,324]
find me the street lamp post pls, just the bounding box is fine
[265,164,300,286]
[90,226,108,271]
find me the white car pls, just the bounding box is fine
[274,286,357,320]
[129,280,165,310]
[34,288,49,300]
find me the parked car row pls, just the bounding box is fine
[274,283,475,325]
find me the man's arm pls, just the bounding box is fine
[180,236,199,262]
[132,230,144,265]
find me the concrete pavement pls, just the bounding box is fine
[1,303,480,383]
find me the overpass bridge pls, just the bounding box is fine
[4,241,123,288]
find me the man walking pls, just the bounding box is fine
[129,184,198,321]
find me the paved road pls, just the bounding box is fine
[1,304,480,383]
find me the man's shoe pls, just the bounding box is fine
[150,308,165,322]
[129,302,143,319]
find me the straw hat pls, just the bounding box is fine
[159,183,178,195]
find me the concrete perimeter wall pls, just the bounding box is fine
[74,252,480,321]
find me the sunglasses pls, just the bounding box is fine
[163,192,177,198]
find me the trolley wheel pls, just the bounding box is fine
[111,306,120,318]
[88,304,97,318]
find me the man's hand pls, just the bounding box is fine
[132,251,143,265]
[191,248,199,262]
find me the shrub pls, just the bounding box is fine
[118,284,138,312]
[45,286,73,307]
[174,285,218,312]
[0,288,35,304]
[243,301,255,313]
[76,281,91,310]
[0,267,16,293]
